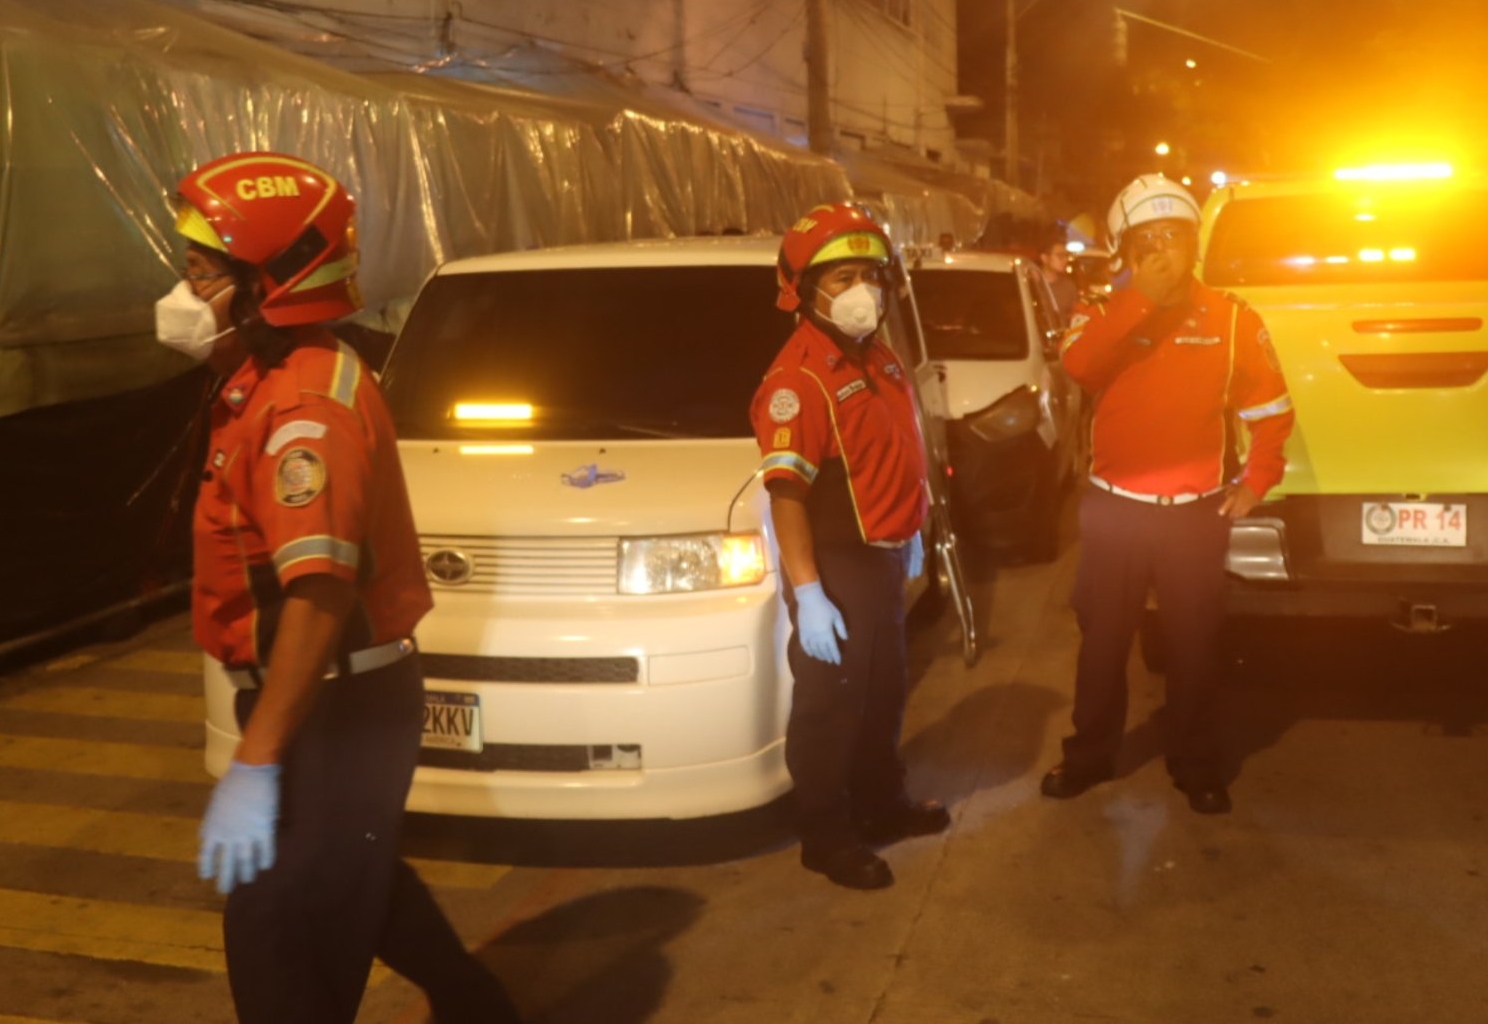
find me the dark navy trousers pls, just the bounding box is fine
[1064,485,1233,786]
[784,543,911,853]
[226,655,520,1024]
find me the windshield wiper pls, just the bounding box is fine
[607,419,698,439]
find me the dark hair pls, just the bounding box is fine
[223,257,299,369]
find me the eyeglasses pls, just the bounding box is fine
[181,270,230,283]
[1128,224,1192,247]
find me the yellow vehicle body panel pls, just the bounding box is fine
[1199,174,1488,499]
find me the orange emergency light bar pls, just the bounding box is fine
[1333,162,1453,182]
[451,402,534,423]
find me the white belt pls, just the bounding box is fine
[226,637,416,690]
[1089,476,1225,507]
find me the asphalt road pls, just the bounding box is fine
[3,523,1488,1024]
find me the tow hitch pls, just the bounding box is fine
[1392,601,1451,634]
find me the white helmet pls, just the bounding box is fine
[1106,173,1201,253]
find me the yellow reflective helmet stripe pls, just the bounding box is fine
[174,203,227,252]
[808,231,889,268]
[292,253,358,293]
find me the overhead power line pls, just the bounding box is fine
[1113,8,1272,64]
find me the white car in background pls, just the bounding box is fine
[908,250,1084,560]
[203,236,976,819]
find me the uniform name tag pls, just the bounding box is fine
[836,379,867,402]
[1174,335,1221,346]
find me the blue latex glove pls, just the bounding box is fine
[794,580,848,665]
[199,760,283,895]
[902,532,924,580]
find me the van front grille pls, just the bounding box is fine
[419,535,618,596]
[419,743,642,772]
[421,653,639,683]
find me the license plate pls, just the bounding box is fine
[421,691,482,752]
[1361,501,1467,547]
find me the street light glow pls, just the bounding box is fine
[1155,142,1171,156]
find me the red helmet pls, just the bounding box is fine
[776,202,892,311]
[174,152,361,326]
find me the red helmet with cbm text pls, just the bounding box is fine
[775,202,893,311]
[173,152,361,326]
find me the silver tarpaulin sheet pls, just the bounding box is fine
[0,0,856,416]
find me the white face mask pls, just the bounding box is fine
[155,279,234,361]
[825,281,884,339]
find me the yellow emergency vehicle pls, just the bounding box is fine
[1198,162,1488,629]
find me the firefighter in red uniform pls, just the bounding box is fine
[751,203,951,890]
[1041,174,1294,814]
[157,153,520,1023]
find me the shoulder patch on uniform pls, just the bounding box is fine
[265,419,328,456]
[1256,326,1282,371]
[768,388,801,423]
[274,447,326,507]
[773,427,791,448]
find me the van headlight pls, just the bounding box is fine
[618,533,767,594]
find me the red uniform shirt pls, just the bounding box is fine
[1061,279,1294,499]
[193,331,432,667]
[750,319,928,544]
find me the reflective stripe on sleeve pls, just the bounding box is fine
[760,451,818,484]
[1238,393,1294,421]
[330,343,361,408]
[272,535,360,574]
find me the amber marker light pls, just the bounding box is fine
[458,444,535,455]
[451,402,534,423]
[719,533,767,586]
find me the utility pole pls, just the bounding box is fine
[805,0,833,156]
[1004,0,1018,184]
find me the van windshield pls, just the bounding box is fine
[382,266,796,440]
[1203,186,1488,287]
[911,268,1028,360]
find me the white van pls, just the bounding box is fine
[203,236,975,819]
[908,250,1084,559]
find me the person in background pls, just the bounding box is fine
[1042,174,1294,815]
[160,151,521,1023]
[750,202,951,890]
[1037,230,1080,322]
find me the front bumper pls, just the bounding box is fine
[204,581,795,820]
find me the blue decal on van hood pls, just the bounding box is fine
[562,464,627,488]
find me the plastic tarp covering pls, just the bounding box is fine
[0,0,853,418]
[0,0,859,643]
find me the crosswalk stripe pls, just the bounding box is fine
[0,800,196,861]
[0,887,394,986]
[0,686,201,723]
[0,735,205,783]
[0,801,509,891]
[0,887,225,973]
[105,650,204,675]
